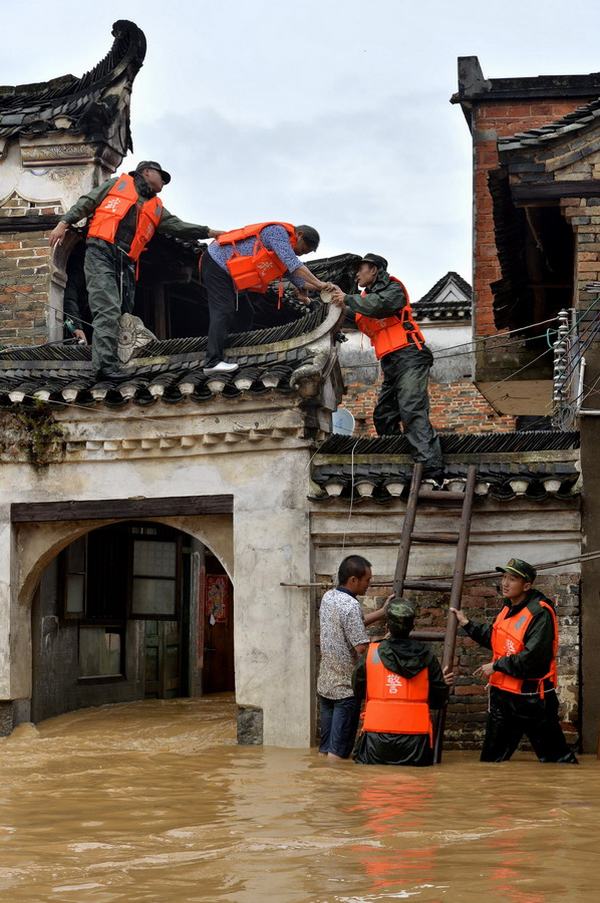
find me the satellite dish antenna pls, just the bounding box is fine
[332,407,355,436]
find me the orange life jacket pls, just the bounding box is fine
[490,599,558,697]
[216,221,298,293]
[355,277,425,359]
[363,642,432,742]
[87,173,163,266]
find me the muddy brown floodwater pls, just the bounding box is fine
[0,696,598,902]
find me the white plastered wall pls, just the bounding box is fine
[0,413,316,748]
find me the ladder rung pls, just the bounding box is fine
[410,532,459,545]
[411,629,445,642]
[402,580,453,592]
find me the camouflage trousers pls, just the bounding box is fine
[84,239,136,372]
[373,344,443,477]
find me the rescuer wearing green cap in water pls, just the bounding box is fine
[352,599,453,766]
[450,558,578,763]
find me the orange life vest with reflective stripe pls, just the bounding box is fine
[355,277,425,359]
[87,173,163,265]
[363,642,432,741]
[216,221,298,293]
[490,599,558,697]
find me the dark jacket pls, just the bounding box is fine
[353,637,449,709]
[343,270,408,319]
[463,589,556,693]
[352,637,447,767]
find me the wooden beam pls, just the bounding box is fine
[11,495,233,524]
[0,214,61,233]
[513,181,600,203]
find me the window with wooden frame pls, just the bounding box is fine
[62,536,87,620]
[130,532,181,619]
[58,523,183,678]
[78,626,125,679]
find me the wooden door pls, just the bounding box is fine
[144,620,180,698]
[202,561,235,693]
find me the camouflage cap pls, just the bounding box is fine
[495,558,536,583]
[387,598,416,624]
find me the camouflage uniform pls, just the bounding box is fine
[60,174,210,374]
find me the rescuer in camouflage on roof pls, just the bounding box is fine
[331,254,443,483]
[49,161,224,380]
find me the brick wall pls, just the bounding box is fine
[561,195,600,305]
[473,99,589,337]
[0,192,61,346]
[344,371,516,435]
[363,573,580,750]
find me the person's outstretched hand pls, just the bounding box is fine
[449,606,468,627]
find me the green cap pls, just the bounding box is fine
[495,558,536,583]
[387,598,416,625]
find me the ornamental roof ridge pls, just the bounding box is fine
[0,20,146,153]
[0,302,345,409]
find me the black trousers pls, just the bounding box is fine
[480,687,578,763]
[373,345,443,475]
[354,731,434,766]
[201,252,254,366]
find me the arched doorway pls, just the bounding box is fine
[30,520,234,723]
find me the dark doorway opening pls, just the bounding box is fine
[201,552,234,694]
[31,521,235,722]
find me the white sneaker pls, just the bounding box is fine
[203,360,239,375]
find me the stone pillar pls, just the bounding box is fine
[233,449,314,748]
[0,506,11,703]
[579,343,600,752]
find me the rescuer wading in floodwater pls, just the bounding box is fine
[353,599,453,766]
[451,558,578,763]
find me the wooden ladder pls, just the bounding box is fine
[391,462,478,764]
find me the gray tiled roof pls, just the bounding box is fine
[498,96,600,153]
[413,272,472,322]
[0,303,342,408]
[310,431,580,503]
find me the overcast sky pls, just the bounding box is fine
[4,0,600,298]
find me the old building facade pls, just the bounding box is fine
[453,56,600,750]
[0,26,589,750]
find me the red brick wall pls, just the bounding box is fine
[0,193,61,346]
[473,99,590,336]
[344,373,516,435]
